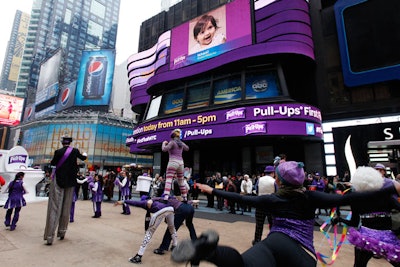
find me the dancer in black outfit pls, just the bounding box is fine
[171,161,400,267]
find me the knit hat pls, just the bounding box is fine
[374,163,385,170]
[276,161,305,186]
[264,165,275,173]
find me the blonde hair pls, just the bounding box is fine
[350,166,384,191]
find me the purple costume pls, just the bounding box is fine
[162,136,189,200]
[115,174,131,215]
[209,186,397,266]
[89,180,103,218]
[343,179,400,264]
[4,179,26,230]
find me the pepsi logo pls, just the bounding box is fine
[88,61,104,75]
[26,106,33,119]
[61,87,70,106]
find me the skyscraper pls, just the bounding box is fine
[15,0,121,105]
[0,11,30,93]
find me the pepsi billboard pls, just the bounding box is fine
[75,50,115,106]
[56,81,76,111]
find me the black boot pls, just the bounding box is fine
[171,229,219,264]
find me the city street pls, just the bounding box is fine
[0,197,393,267]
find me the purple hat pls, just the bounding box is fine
[276,161,305,186]
[374,163,385,170]
[142,173,148,176]
[264,165,275,173]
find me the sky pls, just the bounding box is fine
[0,0,162,69]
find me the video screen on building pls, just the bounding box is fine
[0,94,24,126]
[35,49,62,117]
[335,0,400,86]
[170,0,252,70]
[75,49,115,106]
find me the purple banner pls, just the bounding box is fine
[127,103,323,152]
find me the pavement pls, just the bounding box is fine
[0,194,393,267]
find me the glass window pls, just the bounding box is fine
[90,0,106,18]
[187,83,210,110]
[213,76,242,104]
[88,20,103,40]
[245,71,282,100]
[161,90,184,114]
[64,9,72,24]
[146,95,162,120]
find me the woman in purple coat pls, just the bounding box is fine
[115,195,178,264]
[89,174,104,218]
[4,172,27,231]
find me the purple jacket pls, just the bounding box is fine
[124,198,171,213]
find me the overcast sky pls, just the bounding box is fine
[0,0,161,69]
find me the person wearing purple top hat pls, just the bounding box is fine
[252,165,276,246]
[114,195,178,264]
[4,172,27,231]
[171,161,400,267]
[334,166,400,266]
[162,128,189,201]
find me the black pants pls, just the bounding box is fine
[254,208,272,242]
[207,232,316,267]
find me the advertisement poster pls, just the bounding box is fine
[170,0,252,69]
[0,94,24,126]
[75,49,115,106]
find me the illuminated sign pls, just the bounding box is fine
[0,94,24,126]
[128,103,323,152]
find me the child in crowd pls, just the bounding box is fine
[89,174,104,218]
[3,172,27,231]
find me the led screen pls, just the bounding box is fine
[335,0,400,86]
[170,0,252,70]
[0,94,24,126]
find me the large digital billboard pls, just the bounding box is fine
[335,0,400,86]
[75,49,115,106]
[170,0,252,70]
[0,94,24,126]
[35,49,62,117]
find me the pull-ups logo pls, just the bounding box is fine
[225,108,246,121]
[244,121,267,135]
[9,155,27,164]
